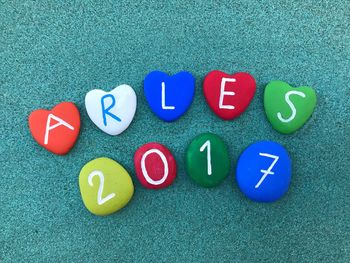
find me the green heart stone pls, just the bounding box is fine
[185,132,230,187]
[264,80,317,134]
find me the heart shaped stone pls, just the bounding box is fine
[144,71,195,122]
[85,85,137,135]
[264,80,317,134]
[203,70,256,120]
[28,102,80,155]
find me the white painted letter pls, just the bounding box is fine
[141,149,169,185]
[161,82,175,110]
[44,114,74,145]
[277,91,306,123]
[219,77,236,109]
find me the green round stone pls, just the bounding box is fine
[185,132,230,187]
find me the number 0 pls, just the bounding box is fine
[141,149,169,185]
[200,140,212,175]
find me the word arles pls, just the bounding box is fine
[28,70,316,216]
[28,70,316,155]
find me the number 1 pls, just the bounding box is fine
[200,140,212,175]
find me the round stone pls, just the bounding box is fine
[79,157,134,216]
[134,142,177,189]
[236,141,292,202]
[185,132,230,187]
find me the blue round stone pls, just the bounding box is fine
[144,71,195,122]
[236,141,292,202]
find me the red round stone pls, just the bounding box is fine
[203,70,256,120]
[28,102,81,155]
[134,142,177,189]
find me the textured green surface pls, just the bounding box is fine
[1,1,349,262]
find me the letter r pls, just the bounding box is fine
[101,94,122,126]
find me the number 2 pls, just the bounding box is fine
[200,140,212,175]
[88,170,116,205]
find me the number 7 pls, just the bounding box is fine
[255,153,279,189]
[200,140,212,175]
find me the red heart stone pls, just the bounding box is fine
[134,142,177,189]
[28,102,81,155]
[203,70,256,120]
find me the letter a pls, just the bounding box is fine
[44,114,74,145]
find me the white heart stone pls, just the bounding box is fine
[85,85,137,135]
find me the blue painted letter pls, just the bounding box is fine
[101,94,121,126]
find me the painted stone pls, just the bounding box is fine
[85,84,137,135]
[144,71,195,122]
[28,102,80,155]
[185,132,230,187]
[264,80,317,134]
[203,70,256,120]
[134,142,177,189]
[236,141,291,202]
[79,157,134,216]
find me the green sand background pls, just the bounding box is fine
[1,1,349,262]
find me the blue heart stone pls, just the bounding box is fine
[144,71,195,122]
[236,141,292,202]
